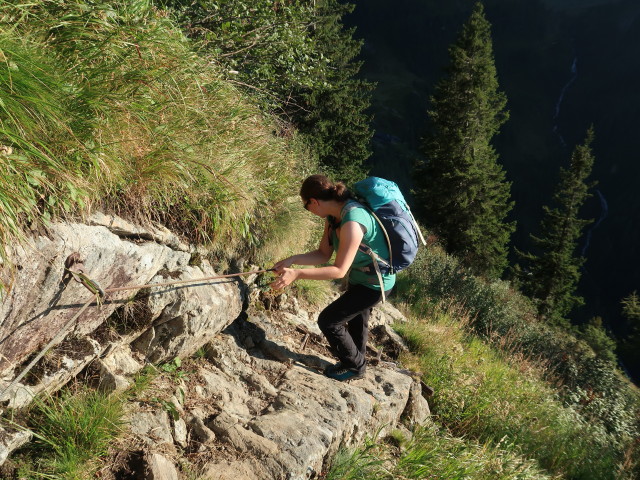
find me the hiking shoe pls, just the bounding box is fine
[323,361,345,376]
[325,367,365,382]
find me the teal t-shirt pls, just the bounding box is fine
[329,201,396,291]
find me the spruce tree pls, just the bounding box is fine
[620,291,640,377]
[293,0,374,184]
[518,128,596,325]
[414,2,513,278]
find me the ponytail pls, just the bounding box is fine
[300,174,351,203]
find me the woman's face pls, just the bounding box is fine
[302,197,326,218]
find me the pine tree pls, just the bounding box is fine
[518,128,596,325]
[414,2,513,278]
[619,291,640,378]
[622,291,640,324]
[293,0,374,184]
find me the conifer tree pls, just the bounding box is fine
[414,2,513,278]
[517,128,596,325]
[293,0,373,184]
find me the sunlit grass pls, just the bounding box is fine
[325,424,556,480]
[393,304,630,480]
[16,385,124,479]
[0,0,315,270]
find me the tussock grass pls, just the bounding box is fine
[16,385,124,479]
[0,0,314,269]
[325,424,555,480]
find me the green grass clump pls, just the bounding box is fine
[325,425,555,480]
[395,309,627,479]
[17,385,124,479]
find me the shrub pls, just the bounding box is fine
[395,245,640,475]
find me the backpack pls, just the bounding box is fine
[344,177,427,301]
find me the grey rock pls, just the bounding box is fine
[145,452,180,480]
[188,415,216,445]
[0,221,171,379]
[402,379,431,425]
[0,427,31,464]
[129,408,174,448]
[88,212,189,252]
[173,418,188,448]
[133,261,242,364]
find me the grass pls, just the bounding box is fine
[0,0,316,271]
[14,384,124,479]
[325,424,555,480]
[380,243,640,479]
[395,308,624,479]
[395,243,640,442]
[325,300,633,479]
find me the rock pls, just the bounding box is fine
[0,221,172,378]
[102,346,144,376]
[0,428,31,465]
[0,214,241,406]
[132,260,243,364]
[97,346,144,394]
[88,212,189,252]
[370,324,409,360]
[1,384,36,410]
[188,415,216,445]
[197,368,253,419]
[402,380,432,425]
[369,301,408,328]
[145,452,179,480]
[208,411,280,457]
[201,460,263,480]
[173,418,188,448]
[96,364,132,394]
[246,365,414,479]
[129,409,174,448]
[0,214,429,476]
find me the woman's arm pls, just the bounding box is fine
[271,221,363,289]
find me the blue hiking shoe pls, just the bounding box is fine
[324,366,365,382]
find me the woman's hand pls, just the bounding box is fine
[270,268,299,290]
[273,257,295,273]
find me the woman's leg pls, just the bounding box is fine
[317,284,383,374]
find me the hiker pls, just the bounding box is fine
[271,174,395,382]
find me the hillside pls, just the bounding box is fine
[345,0,640,345]
[0,1,639,479]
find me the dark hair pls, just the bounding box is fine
[300,174,351,203]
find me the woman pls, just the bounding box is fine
[271,174,395,382]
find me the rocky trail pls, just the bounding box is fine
[0,214,430,479]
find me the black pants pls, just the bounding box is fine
[317,283,389,373]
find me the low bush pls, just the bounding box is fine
[396,245,640,442]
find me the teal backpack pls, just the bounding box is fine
[346,177,427,301]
